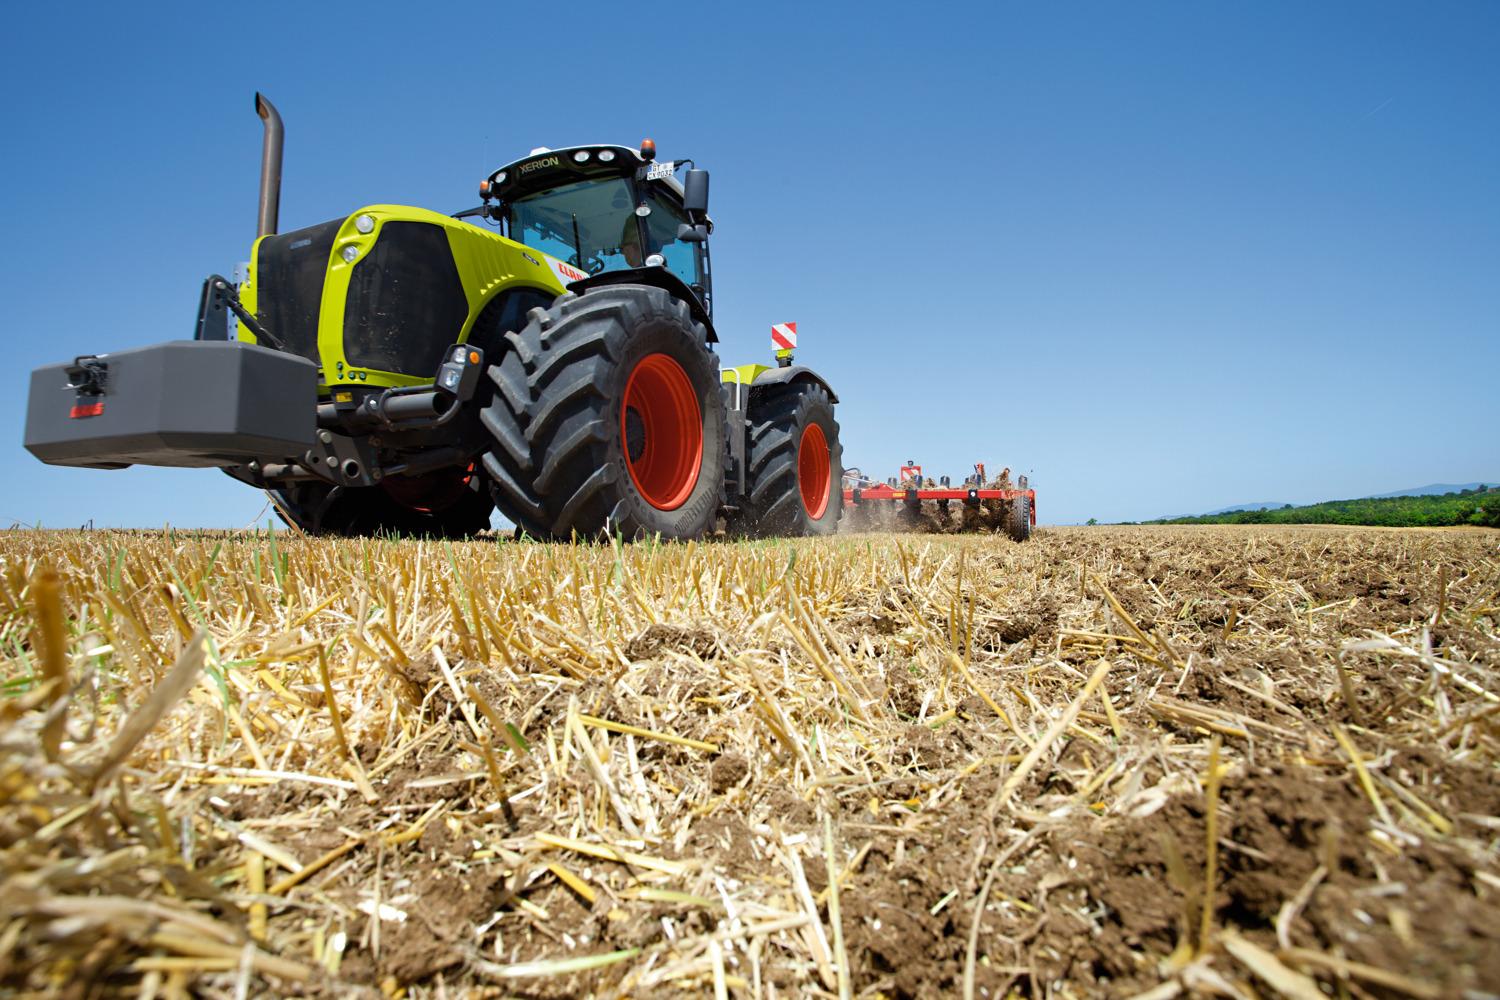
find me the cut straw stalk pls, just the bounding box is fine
[533,832,689,876]
[474,947,641,979]
[824,816,852,1000]
[1280,947,1441,999]
[148,930,311,982]
[90,631,206,787]
[315,645,353,762]
[245,851,268,942]
[1199,734,1223,954]
[1220,931,1324,1000]
[567,697,642,837]
[947,652,1030,745]
[547,861,598,904]
[269,837,361,895]
[30,568,69,760]
[781,839,837,992]
[577,712,717,753]
[1092,574,1169,661]
[1331,725,1395,828]
[994,660,1111,805]
[1098,677,1124,740]
[477,735,506,797]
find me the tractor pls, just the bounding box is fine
[24,95,843,540]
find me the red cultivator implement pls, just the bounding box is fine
[841,462,1036,540]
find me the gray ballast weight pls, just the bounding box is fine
[25,340,317,469]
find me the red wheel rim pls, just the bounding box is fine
[621,353,703,511]
[798,423,831,519]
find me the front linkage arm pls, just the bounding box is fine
[196,274,287,352]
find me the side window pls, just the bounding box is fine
[641,194,699,287]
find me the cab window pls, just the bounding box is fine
[640,192,701,288]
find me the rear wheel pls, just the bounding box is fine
[269,467,494,538]
[1006,492,1032,542]
[741,383,842,537]
[481,285,723,540]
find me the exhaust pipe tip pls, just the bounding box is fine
[255,92,284,239]
[254,91,280,122]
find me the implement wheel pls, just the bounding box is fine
[741,383,842,537]
[270,467,493,538]
[1007,493,1032,542]
[481,285,723,540]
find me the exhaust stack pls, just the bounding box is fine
[255,92,283,238]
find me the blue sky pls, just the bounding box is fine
[2,1,1496,527]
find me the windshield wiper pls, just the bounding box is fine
[571,214,584,269]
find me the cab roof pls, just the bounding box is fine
[484,144,686,203]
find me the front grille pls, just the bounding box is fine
[254,220,341,363]
[343,222,469,377]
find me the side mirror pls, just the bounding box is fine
[676,223,708,243]
[682,168,710,215]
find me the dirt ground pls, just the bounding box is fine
[1,525,1496,998]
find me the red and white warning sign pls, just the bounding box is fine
[771,322,797,351]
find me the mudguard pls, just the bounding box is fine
[750,364,839,404]
[566,267,719,343]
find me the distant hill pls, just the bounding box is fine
[1153,502,1292,520]
[1146,485,1500,528]
[1203,501,1291,515]
[1367,482,1494,499]
[1158,481,1497,520]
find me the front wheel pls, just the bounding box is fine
[741,383,842,537]
[480,285,724,540]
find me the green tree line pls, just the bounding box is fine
[1144,487,1500,528]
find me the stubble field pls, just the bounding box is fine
[1,524,1496,998]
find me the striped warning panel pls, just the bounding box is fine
[771,322,797,351]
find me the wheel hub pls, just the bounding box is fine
[625,407,646,462]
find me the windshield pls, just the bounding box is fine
[508,178,642,275]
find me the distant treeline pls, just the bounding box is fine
[1143,487,1500,528]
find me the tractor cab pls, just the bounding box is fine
[476,142,714,319]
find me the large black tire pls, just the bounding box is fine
[480,285,724,540]
[741,383,842,537]
[269,469,493,538]
[1007,492,1032,542]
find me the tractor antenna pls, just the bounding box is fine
[254,93,284,238]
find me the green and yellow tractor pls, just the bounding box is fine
[25,95,843,540]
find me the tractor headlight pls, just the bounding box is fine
[573,150,591,163]
[341,244,361,263]
[597,149,616,162]
[355,214,375,234]
[493,171,507,184]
